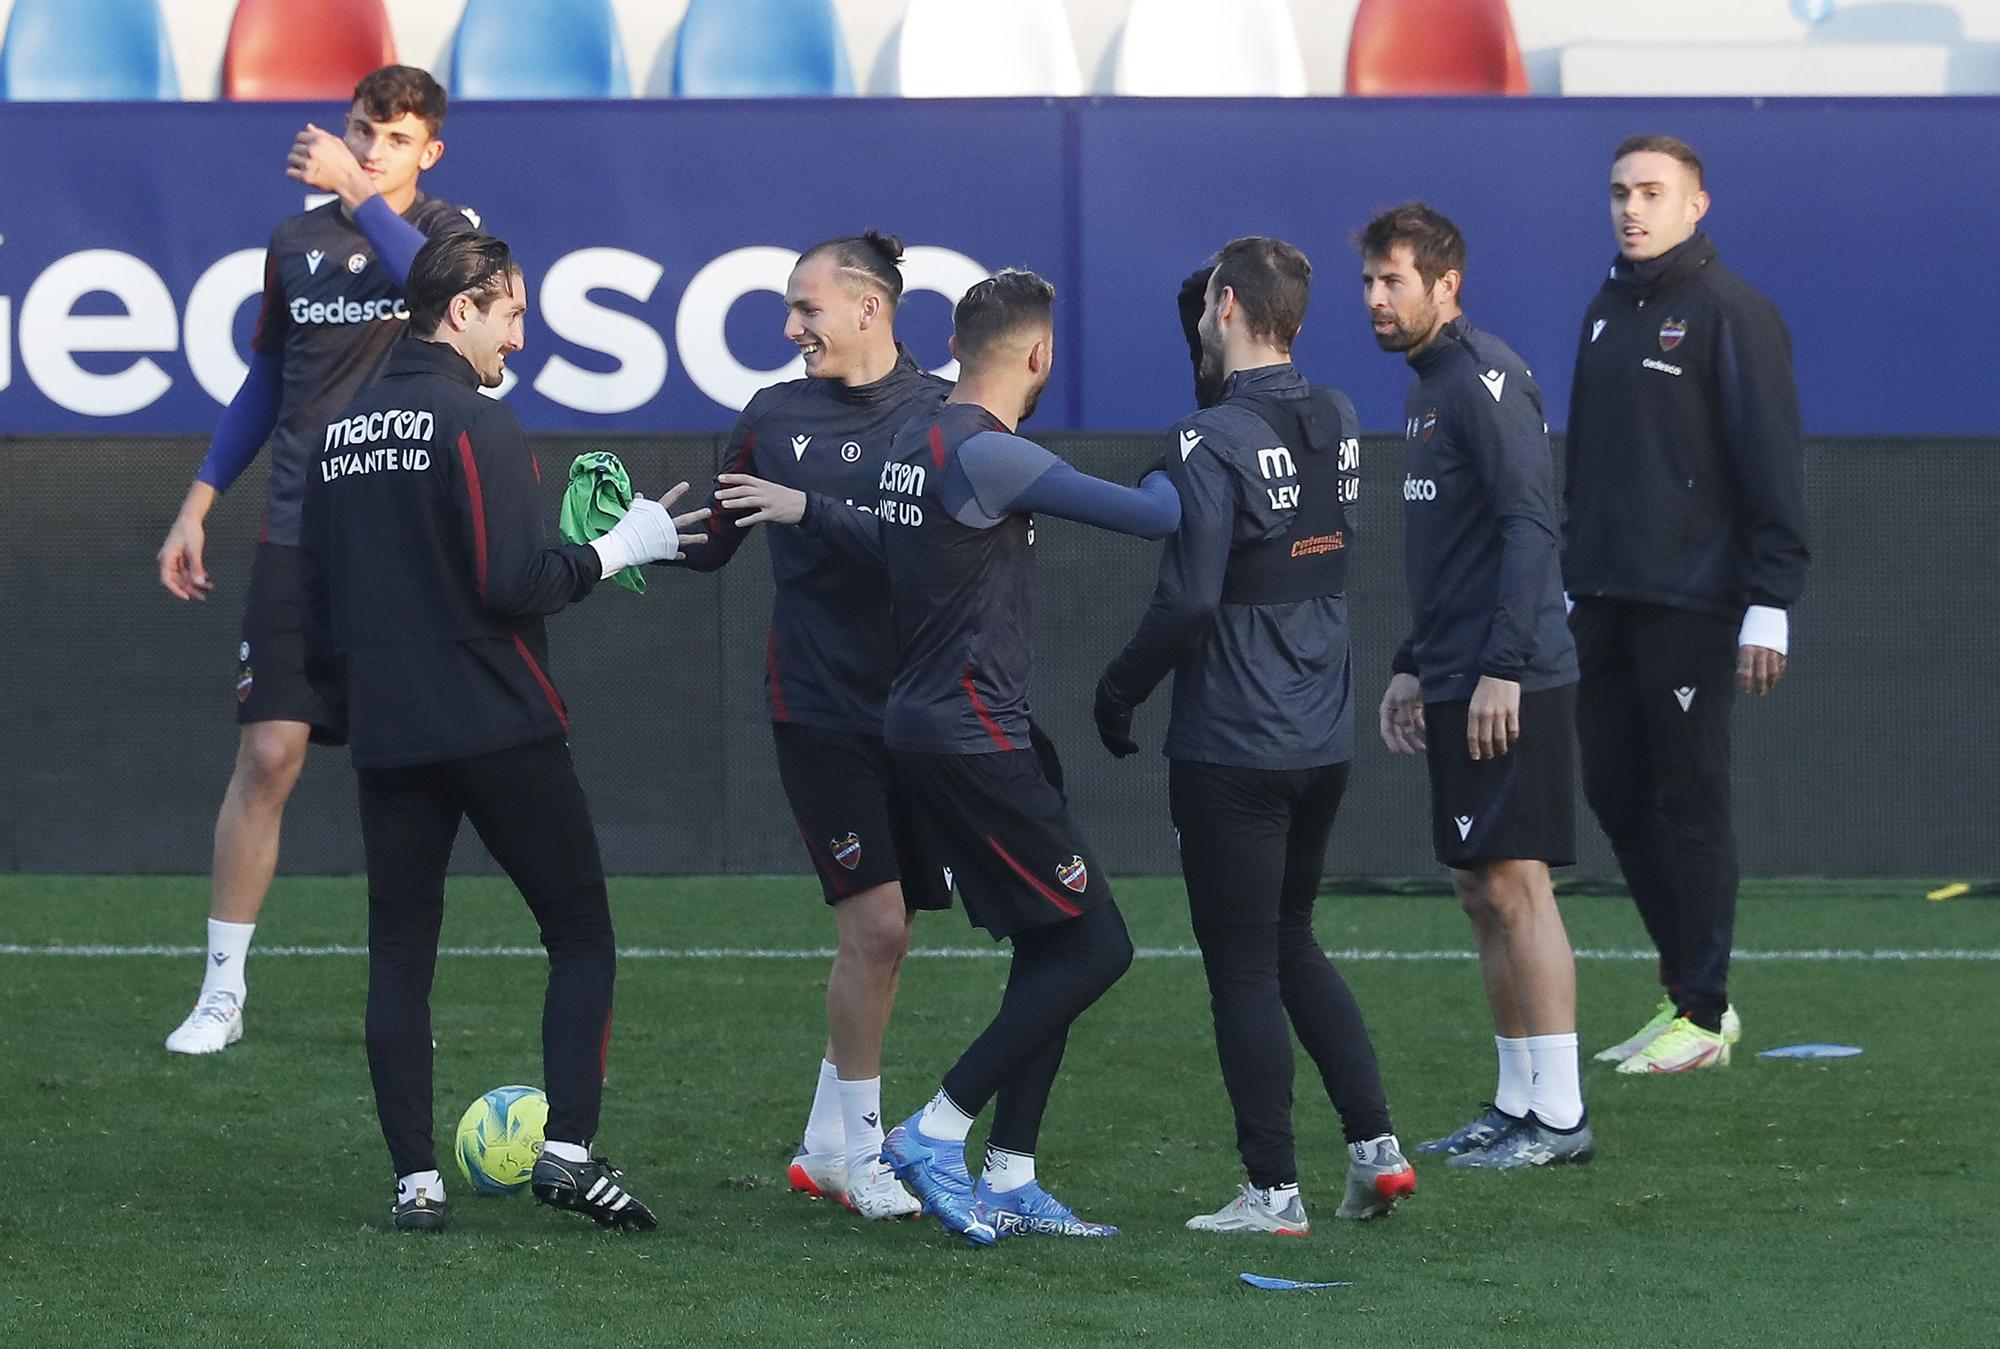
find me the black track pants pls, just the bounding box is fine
[1572,599,1740,1022]
[358,737,615,1177]
[940,902,1134,1156]
[1170,759,1392,1188]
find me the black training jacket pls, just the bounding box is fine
[1564,233,1809,616]
[302,337,602,769]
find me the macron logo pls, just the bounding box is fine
[791,435,811,460]
[1478,369,1506,402]
[305,249,325,275]
[1179,429,1203,460]
[1590,319,1607,343]
[1674,686,1696,712]
[1455,815,1474,841]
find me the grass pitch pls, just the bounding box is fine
[2,876,1995,1347]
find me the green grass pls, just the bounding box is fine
[2,877,1995,1347]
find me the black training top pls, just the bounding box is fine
[672,349,949,734]
[1394,318,1577,703]
[252,194,478,547]
[1564,232,1809,617]
[301,338,602,769]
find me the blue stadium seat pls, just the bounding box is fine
[449,0,630,99]
[672,0,854,97]
[0,0,179,101]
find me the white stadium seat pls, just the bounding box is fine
[1113,0,1309,96]
[1556,39,2000,95]
[894,0,1085,97]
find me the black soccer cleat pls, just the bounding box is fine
[390,1189,448,1233]
[531,1154,658,1231]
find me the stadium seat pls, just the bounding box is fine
[1113,0,1308,97]
[672,0,854,97]
[222,0,398,101]
[0,0,179,101]
[895,0,1085,97]
[449,0,630,99]
[1344,0,1529,95]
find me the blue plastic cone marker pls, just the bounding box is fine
[1240,1273,1352,1291]
[1757,1043,1863,1059]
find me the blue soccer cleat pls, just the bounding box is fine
[880,1113,987,1241]
[1416,1104,1521,1157]
[968,1179,1119,1244]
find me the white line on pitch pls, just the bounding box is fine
[0,944,1996,961]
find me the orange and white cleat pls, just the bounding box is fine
[1336,1136,1416,1220]
[787,1146,846,1201]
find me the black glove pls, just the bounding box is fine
[1179,265,1224,410]
[1093,676,1140,759]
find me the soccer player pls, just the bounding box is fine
[669,232,949,1219]
[1094,238,1415,1233]
[1362,205,1594,1169]
[774,270,1177,1243]
[300,232,706,1232]
[155,66,478,1054]
[1566,135,1809,1073]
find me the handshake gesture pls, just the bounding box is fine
[588,481,710,572]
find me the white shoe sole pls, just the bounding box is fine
[164,1012,244,1055]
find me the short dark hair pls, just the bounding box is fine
[353,65,448,138]
[406,233,519,333]
[801,230,906,309]
[1613,133,1704,189]
[1209,236,1311,351]
[1357,202,1467,295]
[952,268,1056,365]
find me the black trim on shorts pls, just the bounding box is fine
[236,542,345,744]
[771,722,951,910]
[1423,683,1576,868]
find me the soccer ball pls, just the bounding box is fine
[454,1085,549,1196]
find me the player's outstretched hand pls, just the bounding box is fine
[1092,677,1139,759]
[285,123,369,202]
[714,473,807,528]
[655,480,712,557]
[1466,675,1520,762]
[1738,644,1787,695]
[1379,673,1426,756]
[591,484,709,572]
[158,513,212,601]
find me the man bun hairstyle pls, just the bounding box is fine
[354,64,448,138]
[1358,202,1468,298]
[952,268,1056,365]
[1613,133,1705,189]
[803,229,907,308]
[406,232,519,334]
[1209,236,1311,352]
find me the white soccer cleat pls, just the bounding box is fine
[164,990,244,1055]
[842,1159,923,1220]
[1185,1184,1310,1237]
[1594,996,1676,1062]
[786,1146,846,1202]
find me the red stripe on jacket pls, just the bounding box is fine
[511,634,569,733]
[457,430,489,601]
[962,666,1011,750]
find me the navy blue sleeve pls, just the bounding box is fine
[1099,429,1233,711]
[799,490,886,566]
[669,405,758,574]
[1463,376,1562,682]
[195,348,283,490]
[352,195,430,287]
[954,431,1179,538]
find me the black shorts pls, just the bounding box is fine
[1423,683,1577,868]
[772,722,952,909]
[889,739,1113,941]
[236,542,344,744]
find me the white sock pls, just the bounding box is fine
[1525,1032,1584,1130]
[1493,1035,1532,1118]
[981,1145,1035,1192]
[396,1170,444,1204]
[838,1076,885,1182]
[918,1089,975,1142]
[201,919,255,1000]
[541,1139,589,1164]
[802,1058,844,1156]
[1348,1134,1399,1166]
[1257,1182,1299,1210]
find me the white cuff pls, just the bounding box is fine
[1738,604,1788,655]
[1563,591,1574,615]
[589,532,634,577]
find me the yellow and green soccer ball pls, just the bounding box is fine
[455,1085,548,1196]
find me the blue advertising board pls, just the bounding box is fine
[0,97,1991,435]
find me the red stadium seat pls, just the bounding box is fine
[222,0,397,101]
[1345,0,1529,96]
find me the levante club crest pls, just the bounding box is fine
[1057,855,1089,893]
[831,833,862,871]
[1658,318,1688,352]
